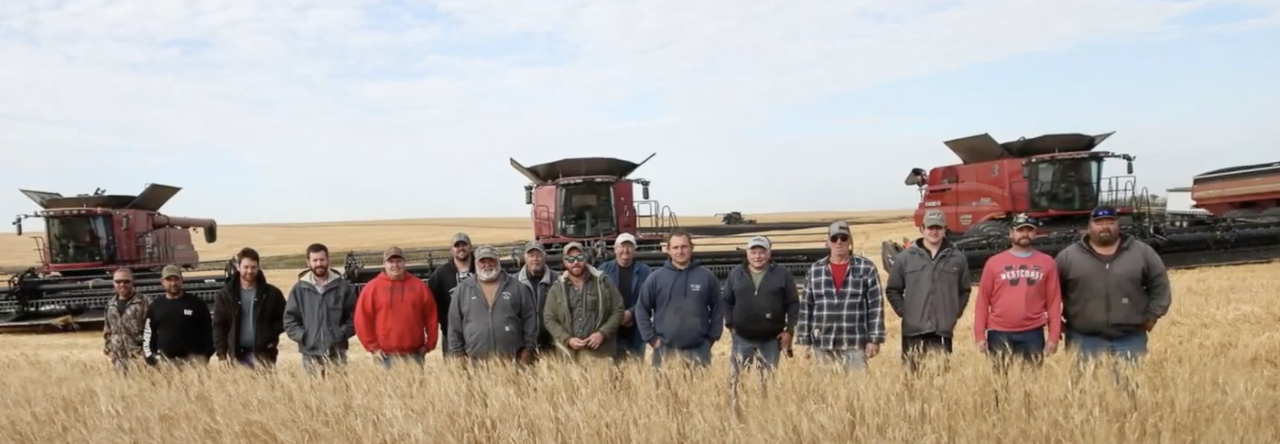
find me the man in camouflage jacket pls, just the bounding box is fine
[102,268,150,372]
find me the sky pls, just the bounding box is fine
[1,0,1278,232]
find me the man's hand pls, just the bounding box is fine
[622,310,633,327]
[568,338,586,350]
[372,349,385,361]
[650,338,662,349]
[864,343,880,359]
[1142,318,1158,332]
[518,349,533,365]
[585,332,605,349]
[777,332,793,350]
[976,341,987,353]
[1045,341,1059,355]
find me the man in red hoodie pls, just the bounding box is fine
[355,246,439,368]
[974,214,1063,372]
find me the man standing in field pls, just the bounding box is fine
[542,242,624,364]
[428,232,475,359]
[885,210,971,373]
[723,236,799,400]
[597,233,653,363]
[796,221,885,372]
[515,241,560,357]
[1054,206,1171,366]
[103,267,149,373]
[355,246,439,368]
[143,265,215,367]
[974,214,1063,371]
[213,247,287,369]
[634,230,724,369]
[447,245,539,367]
[284,243,359,375]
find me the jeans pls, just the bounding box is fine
[1066,329,1148,395]
[813,348,868,372]
[301,349,348,376]
[651,341,712,369]
[902,332,953,373]
[985,327,1046,372]
[379,351,426,368]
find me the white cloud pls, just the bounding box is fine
[0,0,1275,225]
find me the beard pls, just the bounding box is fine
[312,266,328,277]
[478,268,500,282]
[569,265,585,277]
[1092,230,1119,246]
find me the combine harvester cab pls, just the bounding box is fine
[1,184,234,332]
[340,154,840,290]
[879,131,1280,281]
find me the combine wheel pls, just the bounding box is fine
[204,223,218,244]
[880,240,905,274]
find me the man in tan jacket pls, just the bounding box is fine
[542,242,624,363]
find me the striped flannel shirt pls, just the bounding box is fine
[795,255,886,351]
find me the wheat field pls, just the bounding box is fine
[1,211,1278,443]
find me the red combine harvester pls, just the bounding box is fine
[881,131,1280,280]
[510,153,674,255]
[2,184,233,330]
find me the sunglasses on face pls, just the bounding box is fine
[564,254,586,263]
[830,235,850,243]
[113,279,132,284]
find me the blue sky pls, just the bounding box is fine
[0,0,1277,231]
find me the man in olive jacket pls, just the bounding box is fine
[885,210,972,373]
[542,242,624,363]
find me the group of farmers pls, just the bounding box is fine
[100,205,1173,381]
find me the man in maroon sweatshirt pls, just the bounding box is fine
[973,213,1062,371]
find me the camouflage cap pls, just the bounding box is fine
[474,245,500,261]
[563,242,586,256]
[161,264,183,279]
[524,241,544,254]
[451,232,471,246]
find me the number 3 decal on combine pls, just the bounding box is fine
[991,164,1000,177]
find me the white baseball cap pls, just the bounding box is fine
[746,236,771,250]
[616,233,637,245]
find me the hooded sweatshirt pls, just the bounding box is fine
[634,260,724,349]
[354,272,439,355]
[284,269,358,357]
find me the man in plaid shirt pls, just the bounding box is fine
[795,221,886,371]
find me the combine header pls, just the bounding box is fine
[880,131,1280,280]
[1,184,232,331]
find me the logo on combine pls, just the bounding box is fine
[1000,264,1043,286]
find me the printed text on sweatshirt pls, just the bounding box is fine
[974,250,1063,342]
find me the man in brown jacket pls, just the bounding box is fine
[542,242,624,363]
[103,267,149,373]
[213,247,287,368]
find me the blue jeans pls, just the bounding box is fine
[301,350,348,376]
[380,351,426,368]
[1066,329,1148,364]
[813,348,868,372]
[651,341,712,369]
[729,333,781,374]
[986,327,1046,371]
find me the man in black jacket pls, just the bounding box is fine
[723,236,799,397]
[213,247,287,368]
[144,265,215,367]
[426,232,475,359]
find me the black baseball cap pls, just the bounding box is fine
[1011,213,1039,229]
[1090,206,1118,221]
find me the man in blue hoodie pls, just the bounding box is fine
[634,230,724,369]
[597,233,653,363]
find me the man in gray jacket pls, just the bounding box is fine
[283,243,359,376]
[447,245,539,367]
[885,210,971,373]
[516,241,560,357]
[1054,206,1171,366]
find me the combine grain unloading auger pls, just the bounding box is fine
[1,183,235,331]
[879,131,1280,281]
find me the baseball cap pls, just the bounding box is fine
[524,241,544,254]
[1090,206,1118,221]
[1011,213,1039,229]
[828,221,851,238]
[383,246,404,261]
[615,233,637,245]
[746,235,771,250]
[450,232,471,246]
[563,242,585,256]
[161,264,183,279]
[474,245,500,261]
[922,210,947,228]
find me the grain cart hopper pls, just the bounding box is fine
[880,131,1280,281]
[1,183,233,331]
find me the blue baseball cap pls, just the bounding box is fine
[1090,206,1118,221]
